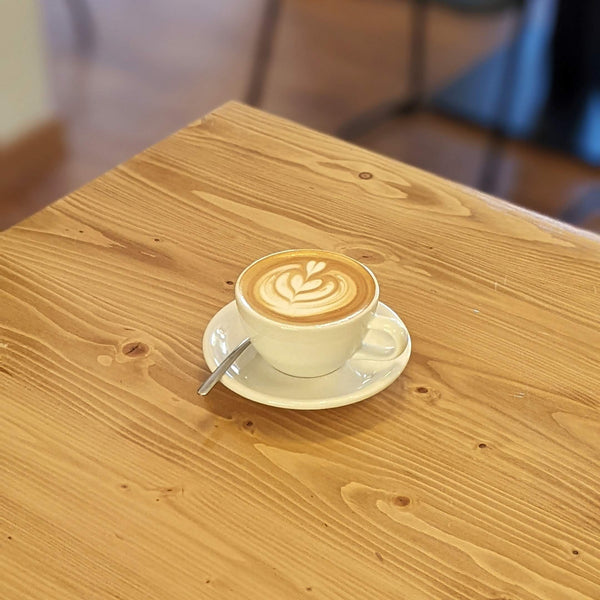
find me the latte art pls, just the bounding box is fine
[237,250,377,325]
[256,260,358,319]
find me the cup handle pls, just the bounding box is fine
[352,315,408,361]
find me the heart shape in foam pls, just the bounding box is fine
[306,260,326,277]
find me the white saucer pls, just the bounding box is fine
[202,301,411,410]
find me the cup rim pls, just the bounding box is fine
[234,249,380,330]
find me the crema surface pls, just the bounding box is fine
[237,250,376,324]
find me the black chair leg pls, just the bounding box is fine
[408,0,427,105]
[336,0,428,140]
[245,0,283,107]
[478,6,528,194]
[64,0,95,55]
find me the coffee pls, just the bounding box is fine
[236,250,377,325]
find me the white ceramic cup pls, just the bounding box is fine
[235,251,408,377]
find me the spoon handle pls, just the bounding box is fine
[197,338,251,396]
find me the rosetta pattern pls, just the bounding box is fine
[255,260,357,318]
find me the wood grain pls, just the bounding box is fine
[1,101,599,600]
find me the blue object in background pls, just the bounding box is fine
[432,0,600,166]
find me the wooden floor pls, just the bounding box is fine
[2,0,599,231]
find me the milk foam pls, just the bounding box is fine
[255,259,358,319]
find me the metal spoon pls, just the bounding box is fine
[197,337,251,396]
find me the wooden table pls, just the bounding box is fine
[1,102,599,599]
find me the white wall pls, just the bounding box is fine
[0,0,52,144]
